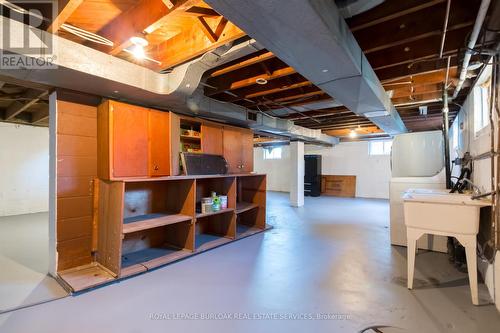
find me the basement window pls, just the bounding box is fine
[264,147,282,160]
[369,140,392,156]
[473,84,491,135]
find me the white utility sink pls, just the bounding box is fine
[403,188,492,305]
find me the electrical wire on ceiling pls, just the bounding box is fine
[60,24,114,47]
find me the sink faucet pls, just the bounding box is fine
[463,178,482,196]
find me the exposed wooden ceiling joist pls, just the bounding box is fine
[4,90,48,120]
[48,0,84,33]
[93,0,199,56]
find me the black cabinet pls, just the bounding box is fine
[304,155,322,197]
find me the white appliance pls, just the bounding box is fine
[390,131,448,252]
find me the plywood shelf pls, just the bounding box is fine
[123,213,193,234]
[58,263,116,292]
[195,234,232,252]
[180,134,201,141]
[195,208,234,219]
[236,224,262,238]
[236,202,258,214]
[121,246,192,273]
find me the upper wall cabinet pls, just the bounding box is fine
[201,123,223,155]
[223,126,254,173]
[98,100,171,179]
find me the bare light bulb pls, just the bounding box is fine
[131,45,145,59]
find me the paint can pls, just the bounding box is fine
[201,197,213,214]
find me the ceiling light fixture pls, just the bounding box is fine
[123,36,161,65]
[349,129,358,138]
[129,36,148,59]
[256,78,268,85]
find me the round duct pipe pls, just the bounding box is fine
[335,0,385,18]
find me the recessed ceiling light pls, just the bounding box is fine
[113,90,119,94]
[256,78,268,85]
[130,36,148,47]
[322,69,329,73]
[404,47,410,52]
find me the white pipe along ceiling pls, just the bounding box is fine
[0,15,338,145]
[204,0,407,135]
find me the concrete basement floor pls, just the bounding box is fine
[0,212,67,313]
[1,192,499,332]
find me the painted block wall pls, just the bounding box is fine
[306,141,391,199]
[449,88,499,310]
[0,122,49,216]
[254,141,391,199]
[254,146,291,192]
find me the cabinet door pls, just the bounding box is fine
[240,128,254,173]
[201,123,223,155]
[148,110,170,176]
[112,102,149,178]
[223,126,242,173]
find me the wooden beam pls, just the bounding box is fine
[323,126,382,137]
[210,52,276,77]
[184,6,219,17]
[4,90,48,120]
[31,106,50,124]
[351,0,477,53]
[347,0,446,32]
[197,17,219,43]
[207,66,296,96]
[363,22,473,54]
[197,16,228,43]
[154,20,246,69]
[390,83,443,99]
[367,25,471,70]
[282,107,350,120]
[376,56,458,81]
[47,0,84,33]
[95,0,198,55]
[382,67,457,86]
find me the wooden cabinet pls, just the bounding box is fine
[201,123,223,155]
[148,110,170,177]
[223,126,254,173]
[98,100,171,179]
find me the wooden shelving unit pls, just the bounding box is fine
[236,175,267,238]
[236,202,258,214]
[58,174,267,292]
[123,213,193,234]
[196,207,234,219]
[180,119,202,153]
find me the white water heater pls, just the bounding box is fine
[390,131,448,252]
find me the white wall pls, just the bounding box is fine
[449,86,499,310]
[254,146,291,192]
[0,122,49,216]
[254,141,391,199]
[306,141,391,199]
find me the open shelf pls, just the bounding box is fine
[236,202,258,214]
[236,224,262,238]
[195,234,232,252]
[195,211,235,251]
[123,213,192,234]
[121,221,194,277]
[180,134,201,141]
[58,262,116,292]
[195,207,234,219]
[121,245,192,271]
[235,175,266,237]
